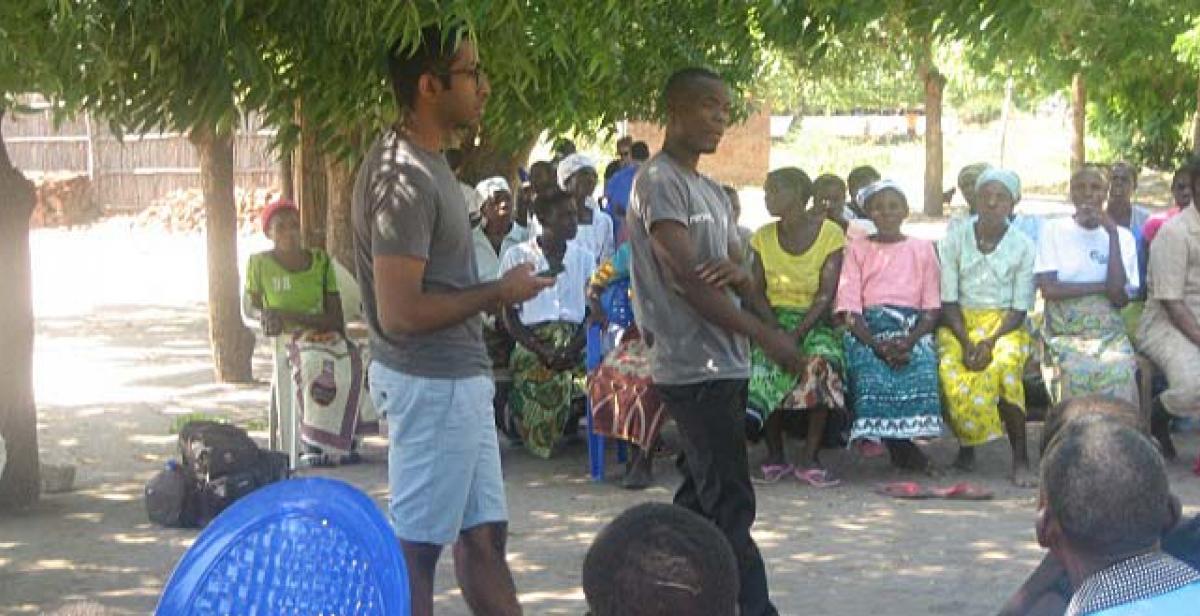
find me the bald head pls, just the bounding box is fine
[1041,395,1146,456]
[1042,416,1170,557]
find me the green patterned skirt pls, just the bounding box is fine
[1042,295,1138,405]
[509,321,585,458]
[748,307,846,423]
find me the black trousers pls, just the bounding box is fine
[656,379,777,616]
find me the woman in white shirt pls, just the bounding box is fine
[1035,166,1140,405]
[546,153,615,264]
[501,191,598,458]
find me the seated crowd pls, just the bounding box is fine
[427,145,1200,493]
[251,135,1200,495]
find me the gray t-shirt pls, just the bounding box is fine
[351,129,490,378]
[628,152,750,385]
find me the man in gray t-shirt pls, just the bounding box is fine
[353,129,491,378]
[627,68,799,616]
[351,28,549,616]
[629,151,750,385]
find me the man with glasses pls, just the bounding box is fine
[352,25,551,616]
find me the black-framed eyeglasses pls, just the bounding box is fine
[441,65,485,83]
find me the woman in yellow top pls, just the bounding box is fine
[748,168,846,486]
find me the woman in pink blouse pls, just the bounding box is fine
[835,180,944,473]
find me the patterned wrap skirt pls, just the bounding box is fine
[509,321,585,458]
[1042,295,1138,405]
[748,307,847,428]
[588,329,667,449]
[844,306,943,441]
[937,308,1033,446]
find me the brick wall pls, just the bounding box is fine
[627,104,770,188]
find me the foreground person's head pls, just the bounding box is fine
[1038,417,1178,586]
[583,503,738,616]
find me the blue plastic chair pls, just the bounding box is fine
[156,478,410,616]
[586,280,632,482]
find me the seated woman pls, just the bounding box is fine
[473,177,526,436]
[245,199,373,464]
[1138,161,1200,460]
[543,153,615,265]
[1142,163,1193,246]
[586,243,668,489]
[835,180,943,473]
[1035,166,1140,406]
[747,168,846,486]
[501,191,597,458]
[936,169,1037,487]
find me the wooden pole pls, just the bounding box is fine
[1070,73,1087,172]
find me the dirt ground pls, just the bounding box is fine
[2,220,1198,615]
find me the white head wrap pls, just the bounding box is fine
[855,179,907,210]
[475,176,511,203]
[556,153,597,191]
[975,168,1021,202]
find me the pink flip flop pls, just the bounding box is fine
[795,467,840,488]
[758,463,794,484]
[930,481,993,501]
[875,481,933,499]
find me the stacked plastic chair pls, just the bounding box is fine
[156,478,410,615]
[585,279,633,481]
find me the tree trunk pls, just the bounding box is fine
[1192,74,1200,157]
[191,129,255,384]
[296,110,327,250]
[325,155,359,273]
[279,148,295,202]
[922,62,946,217]
[0,108,41,509]
[1071,73,1087,172]
[460,130,540,192]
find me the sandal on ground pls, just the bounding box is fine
[795,467,840,488]
[757,463,794,484]
[930,481,993,501]
[875,481,934,499]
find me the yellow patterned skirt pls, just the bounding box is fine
[937,308,1033,447]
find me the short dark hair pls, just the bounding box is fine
[813,173,846,194]
[1042,416,1170,557]
[767,167,814,208]
[616,136,633,148]
[847,165,881,188]
[532,188,571,224]
[583,503,738,616]
[630,142,651,161]
[663,67,723,109]
[1040,395,1146,456]
[1111,161,1139,183]
[387,25,464,110]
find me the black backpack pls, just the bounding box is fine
[145,421,289,528]
[179,421,262,479]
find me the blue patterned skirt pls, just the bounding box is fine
[845,306,943,441]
